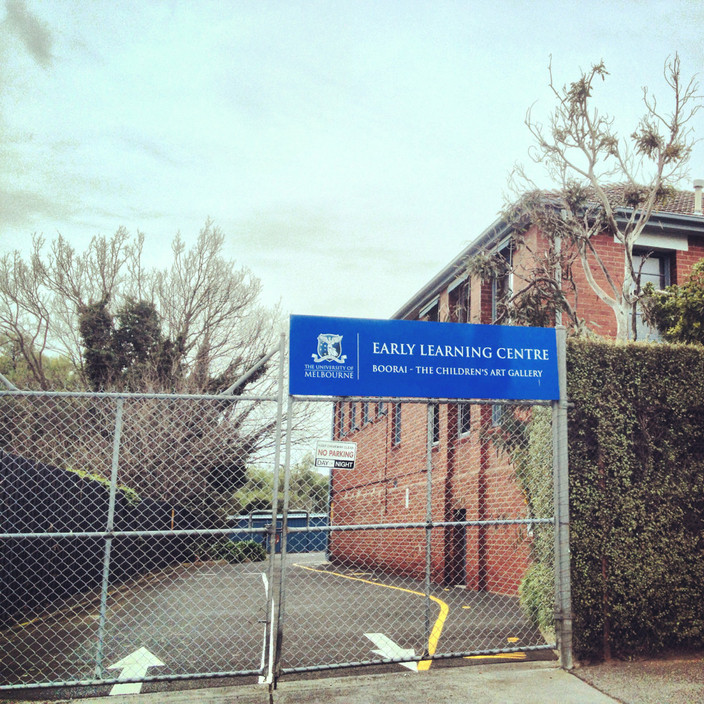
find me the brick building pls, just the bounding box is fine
[328,184,704,596]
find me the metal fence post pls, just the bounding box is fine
[262,334,286,686]
[273,394,294,686]
[424,402,434,655]
[552,326,573,669]
[94,397,124,678]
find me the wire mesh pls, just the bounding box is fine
[0,392,278,689]
[0,390,557,690]
[278,398,555,673]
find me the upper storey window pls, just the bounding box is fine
[419,297,439,322]
[449,278,470,323]
[491,245,513,324]
[632,251,672,341]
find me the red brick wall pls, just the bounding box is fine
[530,228,704,336]
[330,401,533,596]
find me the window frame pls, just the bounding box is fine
[491,244,513,323]
[448,278,470,323]
[350,402,358,432]
[419,297,440,322]
[632,249,673,341]
[338,403,346,437]
[430,402,441,446]
[457,402,471,437]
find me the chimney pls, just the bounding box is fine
[694,179,704,215]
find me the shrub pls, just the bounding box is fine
[198,539,266,563]
[519,561,555,639]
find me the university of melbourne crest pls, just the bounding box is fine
[312,333,347,363]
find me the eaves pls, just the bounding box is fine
[392,217,513,320]
[617,209,704,238]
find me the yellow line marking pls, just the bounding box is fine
[294,564,449,671]
[507,636,519,643]
[461,605,471,610]
[464,652,527,660]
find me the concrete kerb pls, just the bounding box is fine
[43,662,618,704]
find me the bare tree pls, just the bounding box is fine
[476,55,700,340]
[151,221,275,393]
[0,220,278,392]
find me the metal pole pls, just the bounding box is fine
[263,334,286,685]
[94,397,124,678]
[555,234,563,327]
[273,394,294,686]
[424,403,434,656]
[220,347,280,396]
[552,326,573,668]
[0,371,18,391]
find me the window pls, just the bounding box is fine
[350,403,358,432]
[392,403,402,446]
[430,403,441,445]
[419,297,440,322]
[492,403,506,427]
[633,251,671,341]
[457,403,471,436]
[362,401,370,425]
[449,279,470,323]
[338,404,346,437]
[491,245,513,324]
[377,401,387,417]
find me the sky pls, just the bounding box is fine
[2,0,704,321]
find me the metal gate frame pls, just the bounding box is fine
[0,336,288,693]
[270,326,572,681]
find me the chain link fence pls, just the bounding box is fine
[0,385,568,692]
[0,390,283,691]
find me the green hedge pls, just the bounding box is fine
[567,338,704,660]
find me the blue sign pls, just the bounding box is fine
[289,315,559,400]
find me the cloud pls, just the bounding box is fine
[5,0,54,68]
[115,130,187,169]
[0,186,75,232]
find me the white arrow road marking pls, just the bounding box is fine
[259,572,275,685]
[108,646,165,695]
[364,633,418,672]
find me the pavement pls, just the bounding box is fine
[6,651,704,704]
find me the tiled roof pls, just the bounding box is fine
[653,189,699,216]
[590,184,701,218]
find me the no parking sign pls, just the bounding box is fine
[314,440,357,469]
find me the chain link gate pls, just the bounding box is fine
[0,331,571,695]
[0,338,288,694]
[273,393,570,679]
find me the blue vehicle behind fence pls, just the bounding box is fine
[229,511,329,554]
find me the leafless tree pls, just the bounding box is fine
[479,55,701,340]
[0,219,278,392]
